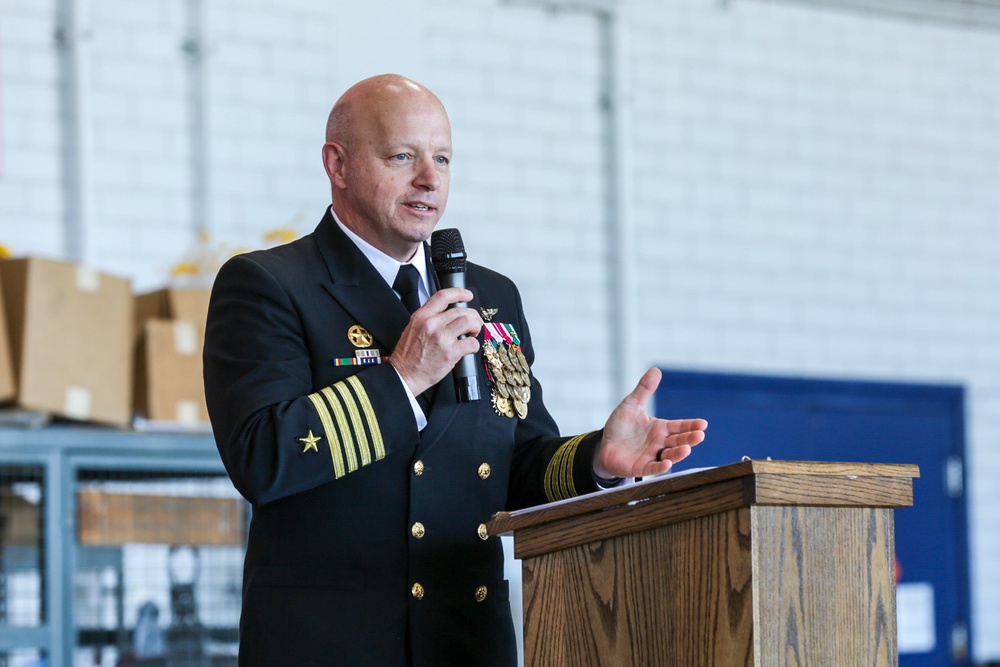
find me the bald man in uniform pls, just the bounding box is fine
[204,74,707,666]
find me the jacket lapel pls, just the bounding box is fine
[314,211,410,351]
[313,210,484,442]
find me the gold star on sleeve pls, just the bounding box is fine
[299,430,321,453]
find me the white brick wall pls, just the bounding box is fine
[2,0,1000,659]
[629,0,1000,657]
[0,0,64,258]
[71,0,193,284]
[425,0,611,433]
[202,0,440,271]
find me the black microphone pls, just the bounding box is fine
[431,228,481,403]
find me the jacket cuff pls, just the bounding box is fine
[543,429,605,502]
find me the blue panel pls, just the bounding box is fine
[655,370,970,666]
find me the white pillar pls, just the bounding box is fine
[56,0,95,263]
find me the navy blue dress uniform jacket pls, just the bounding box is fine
[203,210,605,666]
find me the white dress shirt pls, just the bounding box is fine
[331,207,430,431]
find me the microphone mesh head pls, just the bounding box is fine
[431,228,467,272]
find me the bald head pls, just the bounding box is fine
[326,74,447,147]
[321,74,453,261]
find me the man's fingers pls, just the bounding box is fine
[414,290,482,336]
[423,287,474,312]
[643,458,674,477]
[404,304,481,366]
[655,444,692,464]
[663,428,705,451]
[623,367,662,408]
[666,418,709,435]
[436,307,483,341]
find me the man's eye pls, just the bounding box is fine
[393,153,408,161]
[435,156,449,165]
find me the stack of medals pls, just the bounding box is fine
[482,322,531,419]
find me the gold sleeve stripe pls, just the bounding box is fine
[307,393,345,478]
[543,433,589,503]
[543,438,572,502]
[334,381,371,467]
[306,377,385,479]
[347,375,385,461]
[321,387,358,474]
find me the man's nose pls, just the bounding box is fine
[413,158,441,190]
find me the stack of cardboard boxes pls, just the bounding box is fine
[0,258,133,426]
[0,257,232,548]
[0,271,14,404]
[133,287,212,426]
[0,257,212,429]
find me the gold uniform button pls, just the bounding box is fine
[475,585,488,603]
[413,460,425,476]
[411,522,425,539]
[411,583,425,600]
[477,523,489,540]
[478,463,491,479]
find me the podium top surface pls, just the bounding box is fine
[488,459,919,537]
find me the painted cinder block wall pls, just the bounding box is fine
[1,0,999,658]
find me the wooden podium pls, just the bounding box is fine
[487,460,919,666]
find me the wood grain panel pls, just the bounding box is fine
[507,473,913,560]
[750,474,914,508]
[513,478,749,560]
[512,463,911,666]
[751,506,897,666]
[523,508,756,667]
[489,460,918,536]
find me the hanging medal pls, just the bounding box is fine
[483,320,531,420]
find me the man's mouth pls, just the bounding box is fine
[407,203,433,212]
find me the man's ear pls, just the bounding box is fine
[322,142,348,190]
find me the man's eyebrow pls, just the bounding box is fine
[384,144,452,155]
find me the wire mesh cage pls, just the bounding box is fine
[73,469,244,667]
[0,464,46,667]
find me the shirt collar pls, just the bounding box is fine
[330,206,431,300]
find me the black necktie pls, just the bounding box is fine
[392,263,434,413]
[393,264,422,314]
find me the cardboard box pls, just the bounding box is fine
[0,258,133,427]
[133,288,211,424]
[135,318,209,423]
[77,488,244,545]
[0,273,15,403]
[0,487,40,545]
[134,287,211,337]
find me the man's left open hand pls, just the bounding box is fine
[593,368,708,479]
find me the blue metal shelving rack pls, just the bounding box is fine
[0,427,233,666]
